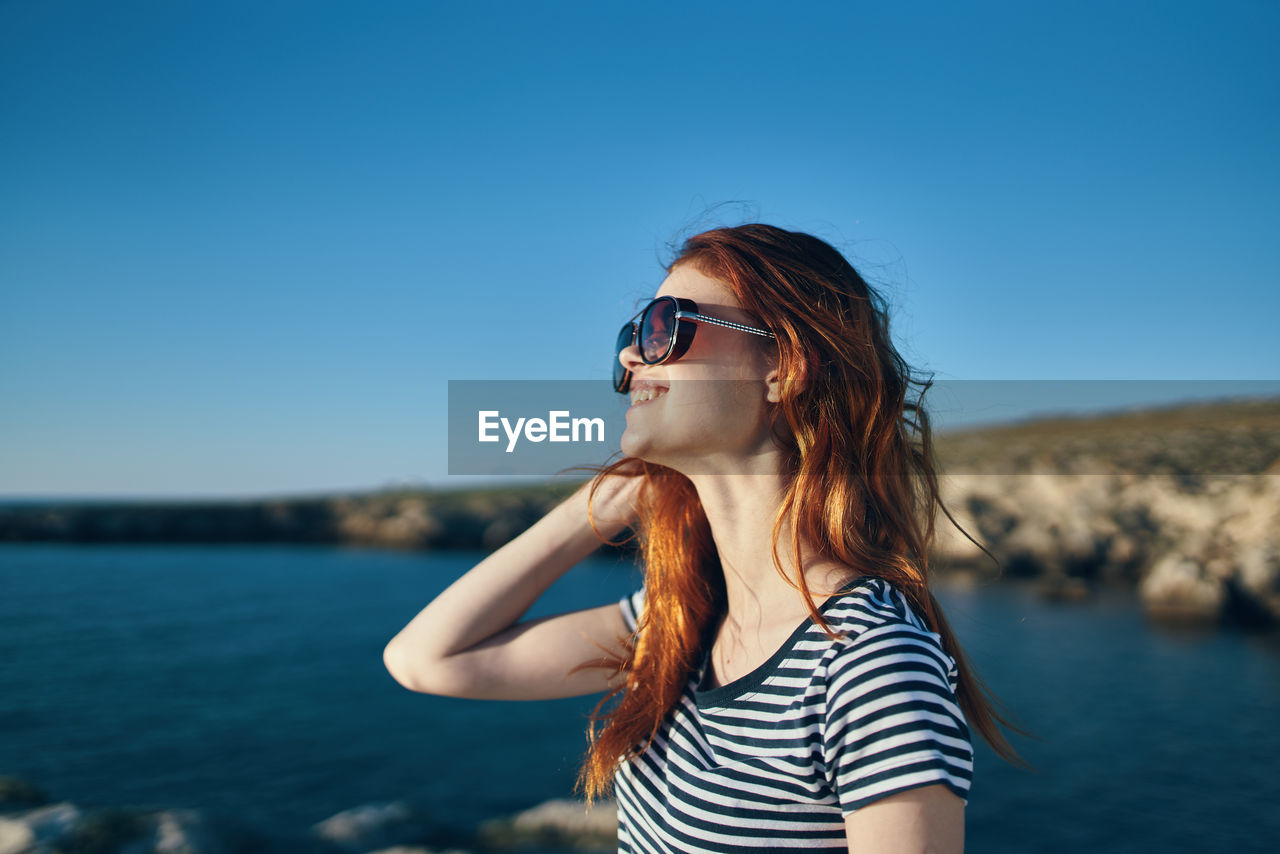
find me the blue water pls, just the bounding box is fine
[2,543,1278,852]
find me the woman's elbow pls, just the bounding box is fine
[382,640,471,696]
[383,640,437,693]
[383,640,418,691]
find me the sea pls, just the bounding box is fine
[2,542,1278,853]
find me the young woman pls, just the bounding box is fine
[384,223,1030,853]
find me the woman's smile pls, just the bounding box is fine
[628,379,670,408]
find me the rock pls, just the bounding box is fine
[144,808,243,854]
[511,798,617,840]
[478,798,617,850]
[932,469,1280,626]
[0,802,82,853]
[0,819,34,854]
[0,797,252,854]
[311,801,438,854]
[365,847,472,854]
[1140,556,1226,622]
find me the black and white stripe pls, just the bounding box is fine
[613,576,974,853]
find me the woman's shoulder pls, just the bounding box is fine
[819,575,930,636]
[816,576,959,691]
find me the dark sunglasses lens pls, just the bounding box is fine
[613,323,634,390]
[639,299,675,362]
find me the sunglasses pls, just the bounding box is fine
[613,295,776,393]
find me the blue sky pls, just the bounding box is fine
[1,0,1277,499]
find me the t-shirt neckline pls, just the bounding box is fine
[692,575,879,709]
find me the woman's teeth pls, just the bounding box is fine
[630,387,668,404]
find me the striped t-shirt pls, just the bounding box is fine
[613,575,974,853]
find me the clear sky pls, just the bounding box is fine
[2,0,1277,499]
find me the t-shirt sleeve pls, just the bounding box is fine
[822,621,975,815]
[618,586,646,635]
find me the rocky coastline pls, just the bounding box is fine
[0,775,616,854]
[2,395,1277,627]
[928,395,1280,626]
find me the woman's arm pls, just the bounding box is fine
[843,784,965,853]
[823,619,973,853]
[382,474,642,700]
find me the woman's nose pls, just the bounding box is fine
[618,340,644,373]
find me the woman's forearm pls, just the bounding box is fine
[384,478,635,668]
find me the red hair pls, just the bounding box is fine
[575,224,1034,801]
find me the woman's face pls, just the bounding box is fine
[617,264,783,474]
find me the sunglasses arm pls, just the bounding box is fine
[675,311,776,338]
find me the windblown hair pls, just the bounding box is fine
[574,223,1035,802]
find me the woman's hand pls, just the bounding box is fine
[583,469,645,542]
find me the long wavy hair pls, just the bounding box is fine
[574,223,1035,802]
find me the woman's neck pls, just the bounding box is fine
[688,470,851,626]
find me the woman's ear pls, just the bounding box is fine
[766,366,785,404]
[764,350,808,403]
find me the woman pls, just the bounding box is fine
[384,223,1031,852]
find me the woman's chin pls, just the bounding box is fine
[619,429,651,462]
[621,431,673,468]
[622,434,697,476]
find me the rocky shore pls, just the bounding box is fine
[0,482,583,553]
[928,395,1280,626]
[2,395,1277,627]
[0,775,617,854]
